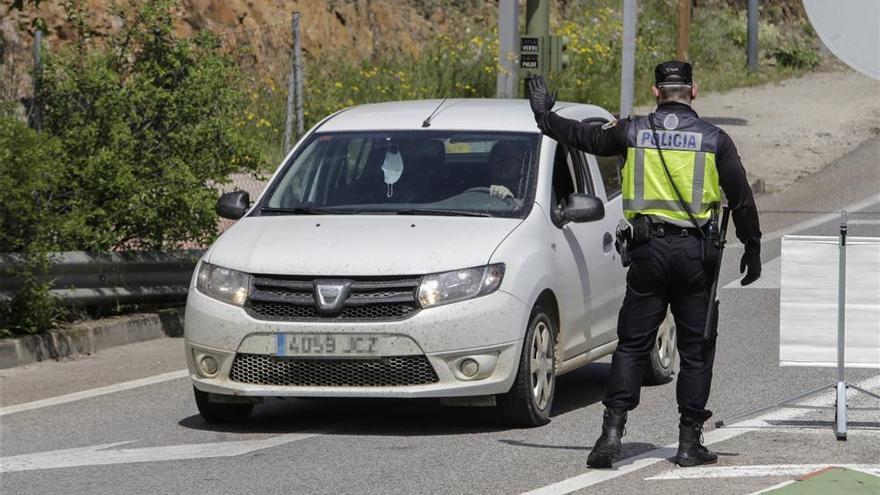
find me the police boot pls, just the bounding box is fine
[586,407,627,468]
[674,418,718,467]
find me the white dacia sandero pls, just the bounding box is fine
[185,99,676,427]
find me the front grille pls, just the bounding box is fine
[245,275,421,322]
[229,353,439,387]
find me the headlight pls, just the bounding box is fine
[196,262,250,307]
[418,263,505,308]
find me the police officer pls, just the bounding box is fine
[526,61,762,468]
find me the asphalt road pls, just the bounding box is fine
[1,138,878,495]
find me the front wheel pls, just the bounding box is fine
[497,306,557,427]
[644,313,676,385]
[193,387,254,423]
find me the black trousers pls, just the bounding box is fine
[602,234,717,422]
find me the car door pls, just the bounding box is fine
[579,149,628,346]
[546,142,619,358]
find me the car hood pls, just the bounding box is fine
[207,215,523,276]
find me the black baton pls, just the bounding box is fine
[703,206,731,340]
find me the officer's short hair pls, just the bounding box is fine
[657,83,693,102]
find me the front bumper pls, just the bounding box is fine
[185,288,530,398]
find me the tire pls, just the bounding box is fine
[193,386,254,423]
[497,306,557,428]
[644,313,677,385]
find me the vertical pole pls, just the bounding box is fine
[283,13,297,154]
[33,29,43,131]
[620,0,637,118]
[835,211,848,440]
[524,0,549,98]
[293,12,305,139]
[747,0,758,72]
[525,0,550,43]
[676,0,690,61]
[496,0,519,99]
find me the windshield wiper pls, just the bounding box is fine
[394,208,492,217]
[259,206,340,215]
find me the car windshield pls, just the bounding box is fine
[260,131,540,218]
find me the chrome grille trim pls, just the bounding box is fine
[245,275,421,322]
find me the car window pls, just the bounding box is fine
[596,154,623,199]
[551,144,580,206]
[261,131,540,219]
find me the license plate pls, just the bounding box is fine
[276,334,382,357]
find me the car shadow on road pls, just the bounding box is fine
[178,362,618,437]
[179,396,510,436]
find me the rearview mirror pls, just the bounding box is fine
[216,191,250,220]
[562,193,605,223]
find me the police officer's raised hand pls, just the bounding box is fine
[526,74,556,116]
[739,249,761,286]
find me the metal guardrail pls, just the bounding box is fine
[0,250,205,306]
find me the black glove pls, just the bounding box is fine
[526,74,556,116]
[739,249,761,286]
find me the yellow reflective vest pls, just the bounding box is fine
[622,112,722,227]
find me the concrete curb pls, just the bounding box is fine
[0,308,184,369]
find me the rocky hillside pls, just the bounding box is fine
[2,1,471,68]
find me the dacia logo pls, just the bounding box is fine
[313,280,352,314]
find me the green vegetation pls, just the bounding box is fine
[242,0,821,165]
[0,0,263,335]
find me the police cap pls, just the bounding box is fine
[655,60,693,86]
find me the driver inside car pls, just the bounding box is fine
[487,141,528,202]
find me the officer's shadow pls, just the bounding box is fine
[550,361,612,417]
[495,362,669,458]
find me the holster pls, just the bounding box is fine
[630,215,653,244]
[700,220,722,266]
[615,221,633,267]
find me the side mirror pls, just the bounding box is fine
[562,193,605,223]
[216,191,250,220]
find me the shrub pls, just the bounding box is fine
[0,0,265,335]
[35,0,264,251]
[0,115,62,335]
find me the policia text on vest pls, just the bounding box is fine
[525,63,761,470]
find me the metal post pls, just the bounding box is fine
[33,29,43,131]
[525,0,549,42]
[293,12,305,139]
[620,0,637,118]
[835,211,848,440]
[496,0,519,99]
[676,0,690,61]
[283,12,305,154]
[283,14,296,154]
[523,0,550,98]
[747,0,758,72]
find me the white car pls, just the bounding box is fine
[185,99,676,427]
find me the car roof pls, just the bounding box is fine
[317,98,614,133]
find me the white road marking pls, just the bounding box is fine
[645,463,880,480]
[848,219,880,225]
[747,479,797,495]
[0,369,189,417]
[519,374,880,495]
[0,430,324,473]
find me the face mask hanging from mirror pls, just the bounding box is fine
[381,145,404,198]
